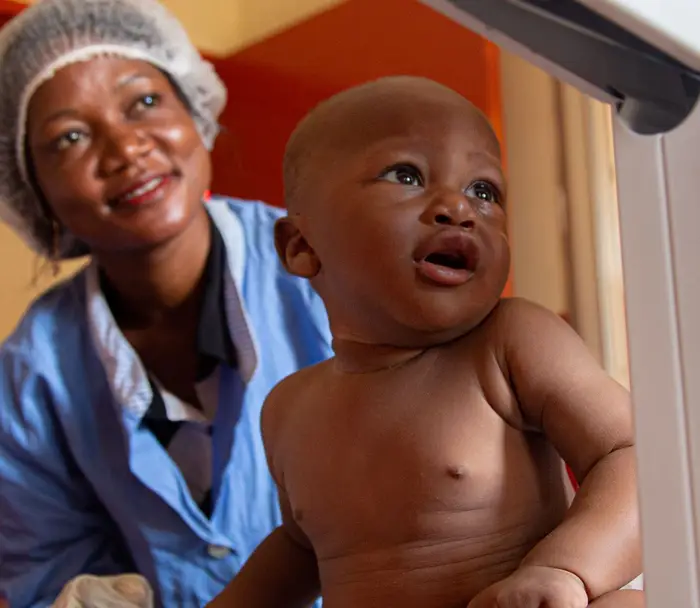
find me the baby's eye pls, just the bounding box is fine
[54,130,85,151]
[465,180,500,204]
[380,164,424,187]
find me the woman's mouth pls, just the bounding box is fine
[110,174,175,207]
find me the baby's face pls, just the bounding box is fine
[301,98,510,344]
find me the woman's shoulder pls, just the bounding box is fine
[219,196,286,218]
[2,269,90,370]
[0,273,94,495]
[216,196,286,221]
[212,196,333,352]
[210,196,285,258]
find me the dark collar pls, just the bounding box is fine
[144,215,237,425]
[139,215,235,516]
[196,214,237,381]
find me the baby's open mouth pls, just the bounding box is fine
[423,251,469,270]
[414,232,480,287]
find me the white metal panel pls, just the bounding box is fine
[417,0,618,105]
[660,100,700,589]
[613,103,700,607]
[581,0,700,71]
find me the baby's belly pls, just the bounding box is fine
[281,386,571,607]
[318,507,559,608]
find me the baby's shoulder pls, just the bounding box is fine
[262,359,333,433]
[460,297,572,375]
[272,359,331,398]
[482,297,568,343]
[491,296,556,322]
[485,297,592,379]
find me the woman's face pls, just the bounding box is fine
[26,56,212,255]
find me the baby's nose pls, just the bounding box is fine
[429,193,476,229]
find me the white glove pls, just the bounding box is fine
[51,574,153,608]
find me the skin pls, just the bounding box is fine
[210,77,644,608]
[26,56,213,406]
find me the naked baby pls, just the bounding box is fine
[210,76,645,608]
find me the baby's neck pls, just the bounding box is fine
[331,338,428,374]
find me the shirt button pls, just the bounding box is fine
[207,544,232,559]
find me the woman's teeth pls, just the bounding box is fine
[121,177,164,202]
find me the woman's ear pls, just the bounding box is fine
[274,216,321,278]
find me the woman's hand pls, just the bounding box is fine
[467,565,589,608]
[52,574,154,608]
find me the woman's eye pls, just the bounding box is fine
[380,164,424,187]
[54,130,85,151]
[465,180,500,204]
[134,93,161,111]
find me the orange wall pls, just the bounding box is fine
[0,0,24,11]
[0,1,22,21]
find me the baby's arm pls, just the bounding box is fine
[209,502,319,608]
[502,298,641,599]
[208,381,320,608]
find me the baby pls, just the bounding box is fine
[210,77,645,608]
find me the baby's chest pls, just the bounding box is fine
[278,376,549,541]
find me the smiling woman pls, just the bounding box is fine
[26,58,212,258]
[0,1,333,607]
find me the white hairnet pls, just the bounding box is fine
[0,0,227,259]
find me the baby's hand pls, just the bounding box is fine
[467,565,589,608]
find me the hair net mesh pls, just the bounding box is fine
[0,0,227,259]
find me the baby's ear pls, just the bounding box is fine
[274,216,321,278]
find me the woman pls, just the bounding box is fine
[0,1,332,606]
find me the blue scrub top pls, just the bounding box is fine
[0,198,333,607]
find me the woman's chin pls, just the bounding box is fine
[89,221,200,258]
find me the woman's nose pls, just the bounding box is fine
[100,126,153,175]
[422,191,476,229]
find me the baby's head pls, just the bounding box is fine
[276,76,510,348]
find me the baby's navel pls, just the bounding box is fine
[447,465,467,479]
[293,508,304,522]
